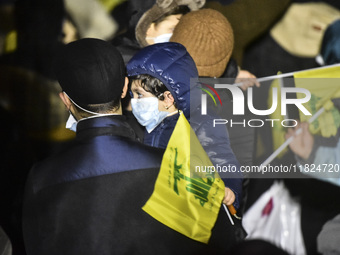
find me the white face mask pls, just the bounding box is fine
[146,33,173,44]
[131,97,169,133]
[66,113,78,132]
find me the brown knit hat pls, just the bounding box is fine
[136,0,206,47]
[170,8,234,77]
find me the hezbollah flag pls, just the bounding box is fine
[142,112,225,244]
[294,65,340,137]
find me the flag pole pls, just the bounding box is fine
[223,204,234,225]
[260,107,325,168]
[234,63,340,87]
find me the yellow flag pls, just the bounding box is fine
[5,30,17,53]
[268,72,287,158]
[294,66,340,137]
[98,0,125,11]
[142,112,225,244]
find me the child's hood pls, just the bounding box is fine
[127,42,201,118]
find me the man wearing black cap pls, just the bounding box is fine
[21,38,164,255]
[21,38,238,255]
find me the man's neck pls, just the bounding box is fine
[75,105,123,121]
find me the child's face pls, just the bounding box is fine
[131,79,166,113]
[130,79,176,114]
[146,14,182,45]
[130,80,155,99]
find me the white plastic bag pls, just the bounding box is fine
[243,181,306,255]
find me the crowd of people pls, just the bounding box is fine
[1,0,340,254]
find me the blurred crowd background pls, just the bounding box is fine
[1,0,340,254]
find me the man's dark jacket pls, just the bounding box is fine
[22,115,242,255]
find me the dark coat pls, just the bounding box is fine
[111,0,155,64]
[22,115,243,255]
[127,42,243,210]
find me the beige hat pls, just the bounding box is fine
[270,2,340,57]
[135,0,205,47]
[170,8,234,78]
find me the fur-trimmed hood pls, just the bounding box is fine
[135,0,205,47]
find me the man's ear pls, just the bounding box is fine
[121,77,129,98]
[59,92,72,109]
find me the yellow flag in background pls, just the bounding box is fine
[98,0,126,11]
[294,66,340,137]
[4,30,17,53]
[143,112,225,244]
[268,72,287,158]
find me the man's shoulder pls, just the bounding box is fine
[28,136,164,193]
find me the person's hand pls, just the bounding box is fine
[235,70,260,91]
[285,122,314,160]
[223,187,235,205]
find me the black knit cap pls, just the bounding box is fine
[54,38,125,109]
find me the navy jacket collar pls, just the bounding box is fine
[76,115,138,141]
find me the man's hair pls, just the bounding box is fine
[130,74,177,108]
[130,74,167,100]
[74,100,121,118]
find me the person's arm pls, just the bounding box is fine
[223,58,260,91]
[286,122,315,163]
